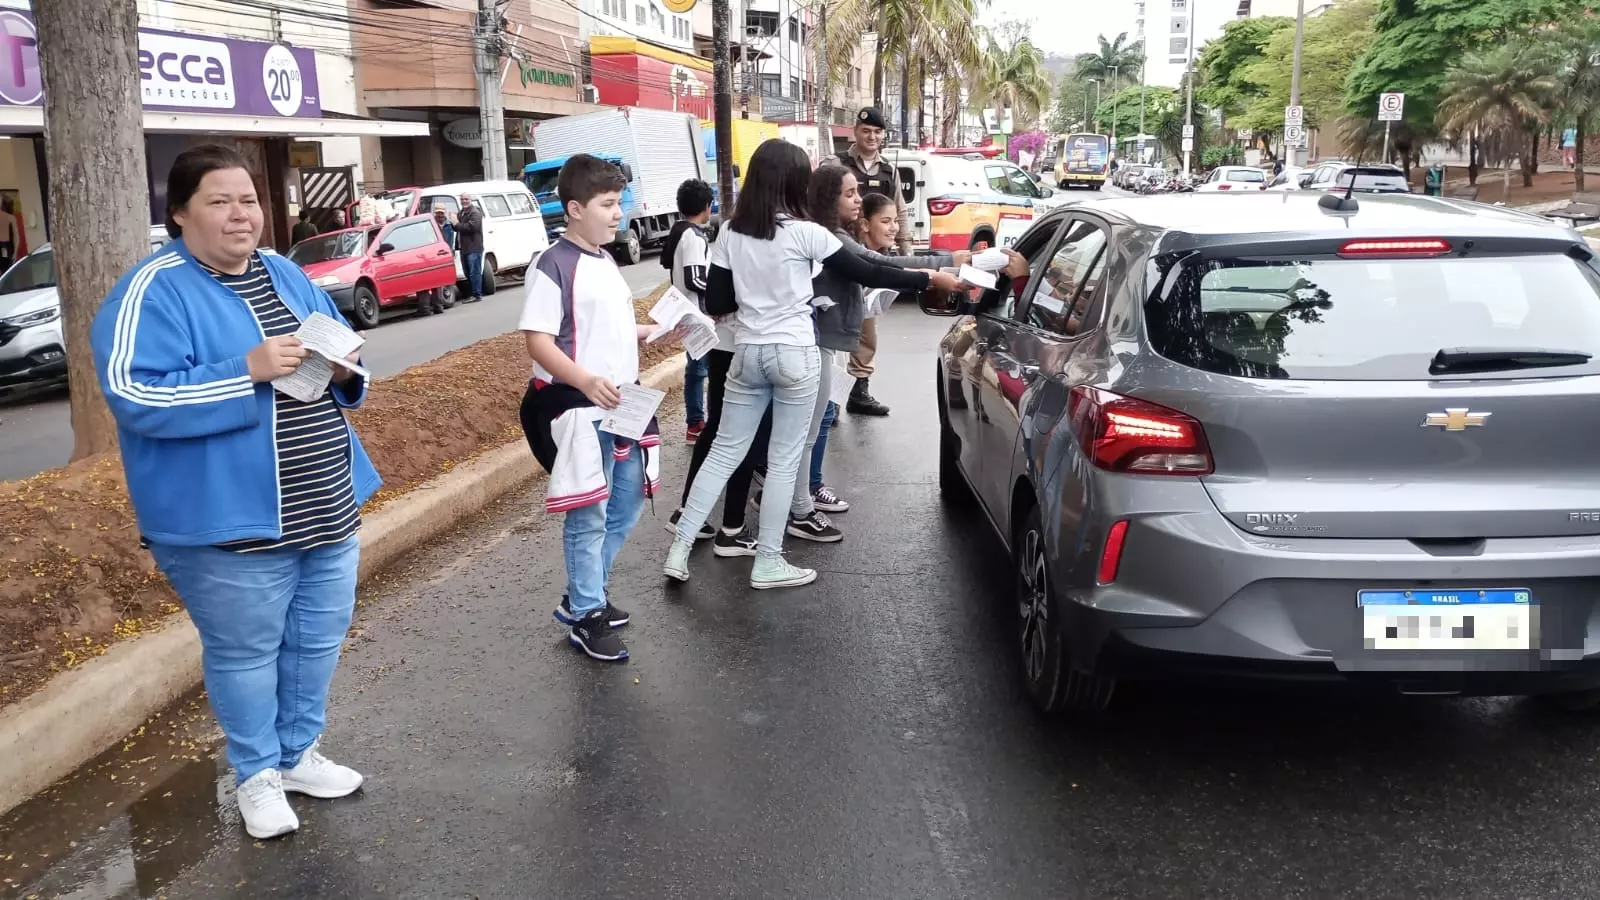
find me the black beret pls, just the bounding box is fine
[856,107,887,129]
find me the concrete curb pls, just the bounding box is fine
[0,352,690,816]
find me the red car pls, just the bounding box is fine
[287,215,457,328]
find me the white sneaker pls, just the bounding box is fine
[236,768,299,839]
[281,740,365,799]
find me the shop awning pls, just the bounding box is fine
[0,107,430,138]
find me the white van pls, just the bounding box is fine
[354,180,549,295]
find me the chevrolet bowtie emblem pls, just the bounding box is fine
[1422,408,1491,431]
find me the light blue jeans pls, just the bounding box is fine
[676,343,821,557]
[148,536,360,785]
[564,421,648,617]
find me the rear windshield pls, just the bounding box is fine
[1335,168,1409,192]
[1145,254,1600,380]
[1226,169,1265,183]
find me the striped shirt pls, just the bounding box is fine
[202,254,361,553]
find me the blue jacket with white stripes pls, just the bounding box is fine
[90,239,382,548]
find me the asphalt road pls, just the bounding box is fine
[11,303,1600,899]
[0,258,670,483]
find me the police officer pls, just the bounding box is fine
[822,107,909,417]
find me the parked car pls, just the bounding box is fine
[920,192,1600,713]
[880,149,1037,252]
[0,225,172,392]
[1114,165,1152,189]
[1195,166,1268,192]
[289,215,457,329]
[350,180,548,296]
[1298,162,1411,194]
[1263,166,1310,192]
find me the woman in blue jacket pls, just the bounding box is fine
[90,144,382,841]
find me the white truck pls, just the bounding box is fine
[529,107,711,264]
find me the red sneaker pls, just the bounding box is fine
[685,422,704,443]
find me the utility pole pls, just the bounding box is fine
[713,0,737,213]
[1182,6,1196,177]
[1138,61,1147,164]
[814,0,832,160]
[1108,65,1119,158]
[36,0,148,459]
[1288,0,1306,167]
[475,0,508,180]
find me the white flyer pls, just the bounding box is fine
[972,248,1011,272]
[828,364,853,407]
[599,383,667,441]
[957,264,998,291]
[296,311,369,377]
[864,288,898,318]
[645,287,720,360]
[272,354,335,403]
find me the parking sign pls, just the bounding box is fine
[1284,105,1304,127]
[1378,92,1405,122]
[1284,125,1305,147]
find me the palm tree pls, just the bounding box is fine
[1541,21,1600,191]
[978,36,1053,129]
[1436,43,1558,194]
[1075,32,1144,83]
[825,0,982,146]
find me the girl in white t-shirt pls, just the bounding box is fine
[663,139,959,590]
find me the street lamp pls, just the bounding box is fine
[1108,65,1120,156]
[1084,78,1098,131]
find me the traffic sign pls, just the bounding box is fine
[1378,92,1405,122]
[1285,105,1304,127]
[1284,125,1305,147]
[1182,137,1195,152]
[1182,124,1195,138]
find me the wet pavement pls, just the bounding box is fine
[9,305,1600,898]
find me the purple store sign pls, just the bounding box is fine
[0,8,320,117]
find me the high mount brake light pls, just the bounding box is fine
[1067,386,1214,476]
[1337,239,1452,257]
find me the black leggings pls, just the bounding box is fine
[681,348,772,530]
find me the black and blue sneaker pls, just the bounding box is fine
[568,610,629,662]
[554,595,631,628]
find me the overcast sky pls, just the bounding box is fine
[984,0,1135,57]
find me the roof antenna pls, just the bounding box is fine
[1319,128,1366,213]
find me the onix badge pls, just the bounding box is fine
[1422,408,1491,431]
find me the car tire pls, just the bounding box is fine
[937,375,974,507]
[481,258,498,296]
[439,284,457,309]
[970,231,995,251]
[351,283,381,329]
[611,227,642,266]
[1015,502,1116,715]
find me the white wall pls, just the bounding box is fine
[585,0,693,50]
[1144,0,1238,88]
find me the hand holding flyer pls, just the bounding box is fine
[646,287,720,359]
[599,383,667,441]
[271,312,368,401]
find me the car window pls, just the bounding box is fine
[984,165,1010,194]
[984,217,1066,320]
[895,165,917,205]
[1333,167,1410,192]
[420,195,460,216]
[1003,166,1040,198]
[507,192,536,215]
[0,249,54,294]
[382,221,436,253]
[480,194,513,217]
[1145,253,1600,380]
[1024,220,1108,336]
[1226,169,1266,183]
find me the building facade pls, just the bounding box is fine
[1141,0,1245,88]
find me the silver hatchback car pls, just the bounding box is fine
[922,192,1600,713]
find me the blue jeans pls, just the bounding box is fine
[148,536,360,785]
[676,343,821,557]
[462,250,484,298]
[684,352,709,426]
[810,401,838,492]
[564,421,648,617]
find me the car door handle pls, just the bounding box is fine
[436,249,450,256]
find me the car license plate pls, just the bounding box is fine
[1358,588,1534,651]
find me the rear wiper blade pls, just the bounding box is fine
[1429,347,1592,375]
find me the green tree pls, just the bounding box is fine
[1540,20,1600,190]
[1234,0,1376,163]
[1436,42,1557,193]
[1345,0,1581,166]
[1075,32,1145,82]
[1096,85,1192,160]
[1197,16,1292,120]
[979,36,1054,128]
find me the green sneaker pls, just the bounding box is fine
[663,540,693,582]
[750,554,817,590]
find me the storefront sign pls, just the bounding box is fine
[661,0,697,11]
[519,62,574,89]
[443,117,484,149]
[0,9,319,117]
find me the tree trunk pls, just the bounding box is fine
[711,0,736,211]
[917,58,926,147]
[814,2,831,157]
[872,35,884,107]
[1524,128,1538,187]
[36,0,149,461]
[899,57,910,148]
[1578,120,1588,193]
[1468,132,1480,185]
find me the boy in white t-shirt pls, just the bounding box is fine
[518,154,663,663]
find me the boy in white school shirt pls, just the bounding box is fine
[517,154,675,662]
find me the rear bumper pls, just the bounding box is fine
[1061,510,1600,696]
[929,232,970,252]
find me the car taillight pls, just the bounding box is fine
[1068,386,1214,475]
[1217,183,1231,191]
[1097,520,1130,585]
[1338,238,1451,258]
[927,198,961,216]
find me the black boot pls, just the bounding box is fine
[847,377,890,416]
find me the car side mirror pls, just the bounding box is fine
[918,287,965,317]
[1039,185,1055,198]
[376,242,395,256]
[1297,174,1314,188]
